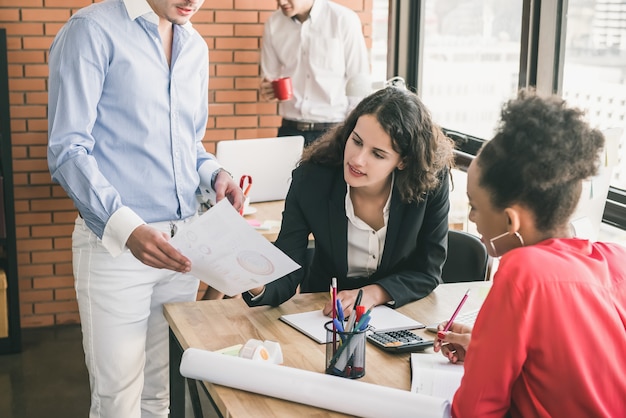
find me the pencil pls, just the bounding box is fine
[442,289,471,334]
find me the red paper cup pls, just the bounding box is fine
[271,77,293,101]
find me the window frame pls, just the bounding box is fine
[386,0,626,231]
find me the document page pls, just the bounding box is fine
[280,306,424,344]
[410,353,464,401]
[170,199,300,296]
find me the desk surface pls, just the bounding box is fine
[165,281,490,417]
[245,200,284,242]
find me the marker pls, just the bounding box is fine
[354,306,372,331]
[437,289,470,341]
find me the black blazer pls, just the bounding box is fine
[243,163,449,308]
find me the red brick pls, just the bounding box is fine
[209,77,235,90]
[216,64,258,76]
[1,23,45,36]
[12,157,48,173]
[214,89,257,102]
[235,77,263,90]
[44,0,93,7]
[203,23,234,37]
[207,0,234,9]
[7,50,46,64]
[17,238,54,252]
[27,118,49,132]
[259,115,282,127]
[215,10,258,23]
[29,225,73,240]
[11,131,47,145]
[10,105,47,118]
[8,63,24,77]
[22,8,71,22]
[236,102,278,115]
[34,250,72,264]
[16,212,52,226]
[9,78,46,91]
[235,128,279,139]
[233,50,259,63]
[34,300,78,314]
[19,264,54,278]
[21,289,54,303]
[209,103,234,115]
[235,0,276,10]
[33,275,74,289]
[53,236,73,250]
[25,91,48,103]
[215,115,258,128]
[215,37,258,50]
[0,8,20,20]
[234,24,264,37]
[209,49,233,62]
[205,129,236,141]
[55,313,81,325]
[0,0,43,5]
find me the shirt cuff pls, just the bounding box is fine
[101,207,146,257]
[198,160,223,204]
[248,287,266,301]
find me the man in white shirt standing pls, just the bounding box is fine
[260,0,370,146]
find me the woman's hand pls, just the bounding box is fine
[433,321,472,364]
[322,284,391,317]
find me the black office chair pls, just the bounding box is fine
[441,229,492,283]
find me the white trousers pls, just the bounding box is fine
[72,217,200,418]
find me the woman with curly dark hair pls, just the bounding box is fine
[243,86,455,315]
[434,90,626,417]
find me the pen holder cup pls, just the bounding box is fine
[324,320,366,379]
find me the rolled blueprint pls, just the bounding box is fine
[180,347,451,418]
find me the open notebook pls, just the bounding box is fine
[280,306,424,344]
[215,136,304,203]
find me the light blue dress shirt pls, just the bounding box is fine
[48,0,219,254]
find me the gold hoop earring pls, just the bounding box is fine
[489,231,525,257]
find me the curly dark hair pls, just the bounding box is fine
[300,86,455,203]
[477,89,605,232]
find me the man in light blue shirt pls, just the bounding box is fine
[47,1,242,416]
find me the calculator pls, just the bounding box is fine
[366,329,434,353]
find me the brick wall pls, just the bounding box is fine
[0,0,373,328]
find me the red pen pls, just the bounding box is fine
[438,288,470,340]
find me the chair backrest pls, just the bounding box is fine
[441,230,491,283]
[215,136,305,203]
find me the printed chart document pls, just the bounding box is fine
[280,306,425,344]
[170,200,300,296]
[410,353,464,401]
[180,348,453,418]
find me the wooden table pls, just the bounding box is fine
[244,200,285,242]
[165,281,491,418]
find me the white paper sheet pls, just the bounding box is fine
[280,306,425,344]
[410,353,464,401]
[170,200,300,296]
[180,347,451,418]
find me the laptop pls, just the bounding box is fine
[215,136,305,203]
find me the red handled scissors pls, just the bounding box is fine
[239,174,252,197]
[239,175,252,215]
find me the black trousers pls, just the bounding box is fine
[277,125,330,147]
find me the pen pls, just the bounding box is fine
[336,299,345,323]
[438,289,471,339]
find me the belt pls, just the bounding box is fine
[282,119,340,132]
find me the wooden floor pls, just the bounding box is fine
[0,324,218,418]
